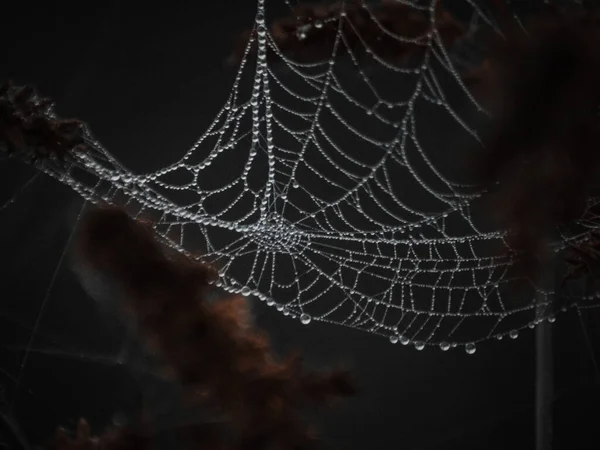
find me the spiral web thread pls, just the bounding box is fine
[25,0,600,354]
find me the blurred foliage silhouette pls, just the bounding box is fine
[0,80,88,164]
[39,205,357,450]
[467,4,600,286]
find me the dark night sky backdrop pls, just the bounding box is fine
[0,2,600,449]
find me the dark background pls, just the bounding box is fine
[0,2,599,449]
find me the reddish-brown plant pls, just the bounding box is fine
[69,205,356,450]
[467,6,600,283]
[0,80,88,163]
[44,419,150,450]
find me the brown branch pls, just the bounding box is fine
[0,80,88,163]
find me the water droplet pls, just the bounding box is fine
[496,334,503,340]
[400,336,409,345]
[548,316,556,323]
[314,20,323,28]
[509,330,519,339]
[414,342,425,351]
[276,304,284,311]
[439,342,450,351]
[389,335,399,344]
[528,322,535,329]
[465,343,476,355]
[300,313,312,325]
[267,299,275,306]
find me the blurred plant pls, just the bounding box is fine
[44,418,150,450]
[45,205,357,450]
[466,4,600,284]
[0,80,87,164]
[561,227,600,290]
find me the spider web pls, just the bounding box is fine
[6,0,600,356]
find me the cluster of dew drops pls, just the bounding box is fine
[262,298,542,355]
[219,266,561,356]
[386,335,474,353]
[385,330,523,355]
[296,312,523,355]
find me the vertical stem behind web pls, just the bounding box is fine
[535,260,555,450]
[577,307,600,385]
